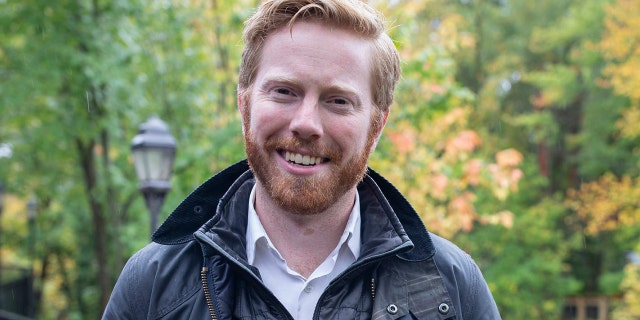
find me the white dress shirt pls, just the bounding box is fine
[246,185,361,320]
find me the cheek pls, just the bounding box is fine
[248,107,286,137]
[332,122,370,152]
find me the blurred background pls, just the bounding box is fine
[0,0,639,318]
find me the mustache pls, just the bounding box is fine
[263,136,342,162]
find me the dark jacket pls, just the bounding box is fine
[103,160,501,319]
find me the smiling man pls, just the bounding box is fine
[103,1,501,319]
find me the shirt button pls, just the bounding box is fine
[304,285,312,293]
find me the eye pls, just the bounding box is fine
[325,96,355,113]
[274,87,294,96]
[330,98,349,105]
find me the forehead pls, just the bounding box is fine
[257,21,374,92]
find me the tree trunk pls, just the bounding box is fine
[75,138,110,311]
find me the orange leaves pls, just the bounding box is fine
[388,130,415,154]
[445,130,482,158]
[373,106,523,237]
[489,149,525,200]
[429,173,449,200]
[464,158,483,186]
[496,148,524,167]
[567,173,640,235]
[449,192,478,233]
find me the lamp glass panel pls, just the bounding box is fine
[133,147,174,182]
[132,148,150,182]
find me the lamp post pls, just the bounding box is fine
[131,116,176,235]
[27,198,37,263]
[26,197,37,318]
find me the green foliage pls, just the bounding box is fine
[577,91,636,178]
[434,0,640,317]
[0,0,247,317]
[457,157,582,318]
[611,244,640,319]
[459,197,583,317]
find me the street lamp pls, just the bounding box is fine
[131,116,176,235]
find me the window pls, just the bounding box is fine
[562,296,610,320]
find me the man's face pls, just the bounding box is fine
[240,21,387,215]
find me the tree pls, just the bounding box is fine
[611,245,640,319]
[404,0,632,316]
[599,0,640,142]
[0,0,246,317]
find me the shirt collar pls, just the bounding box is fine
[246,185,361,265]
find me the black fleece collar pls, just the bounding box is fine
[152,160,435,261]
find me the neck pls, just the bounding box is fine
[254,183,356,278]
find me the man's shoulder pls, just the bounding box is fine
[428,232,483,282]
[105,241,203,319]
[115,240,203,299]
[429,232,474,266]
[124,240,201,275]
[428,232,502,319]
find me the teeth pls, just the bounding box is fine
[285,152,323,166]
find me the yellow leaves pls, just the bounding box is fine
[566,173,640,235]
[601,0,640,60]
[612,262,640,319]
[599,0,640,102]
[481,211,515,229]
[436,14,475,54]
[617,106,640,138]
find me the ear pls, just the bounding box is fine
[369,109,389,154]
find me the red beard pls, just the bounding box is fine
[243,108,379,215]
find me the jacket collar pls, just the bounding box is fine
[153,160,435,261]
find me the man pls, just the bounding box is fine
[103,0,501,319]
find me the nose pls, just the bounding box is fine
[289,97,323,140]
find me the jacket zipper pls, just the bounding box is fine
[196,233,293,320]
[370,276,376,302]
[200,267,218,320]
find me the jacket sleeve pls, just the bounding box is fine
[431,233,502,320]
